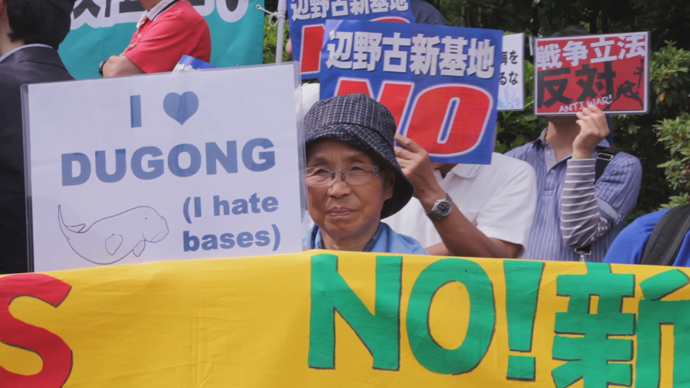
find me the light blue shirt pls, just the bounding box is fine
[303,223,428,255]
[506,130,642,262]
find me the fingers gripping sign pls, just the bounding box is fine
[573,104,610,159]
[394,134,445,204]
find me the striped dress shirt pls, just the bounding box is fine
[506,131,642,262]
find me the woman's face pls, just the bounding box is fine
[306,139,394,243]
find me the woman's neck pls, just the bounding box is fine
[320,223,380,252]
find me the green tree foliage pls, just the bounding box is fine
[656,115,690,208]
[650,44,690,208]
[614,43,690,212]
[436,0,690,51]
[263,15,290,64]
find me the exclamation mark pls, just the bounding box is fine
[503,260,544,381]
[130,95,142,128]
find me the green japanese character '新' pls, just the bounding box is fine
[551,263,635,388]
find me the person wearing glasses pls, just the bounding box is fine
[302,93,427,254]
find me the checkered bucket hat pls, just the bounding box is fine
[304,93,414,219]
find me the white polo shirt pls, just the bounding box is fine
[385,153,537,256]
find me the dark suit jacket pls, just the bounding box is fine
[0,46,74,274]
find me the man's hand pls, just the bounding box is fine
[394,133,445,210]
[394,134,523,258]
[573,104,610,159]
[102,54,145,78]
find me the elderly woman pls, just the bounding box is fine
[302,93,427,254]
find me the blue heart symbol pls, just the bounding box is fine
[163,92,199,125]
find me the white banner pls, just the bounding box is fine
[497,33,525,111]
[24,64,305,272]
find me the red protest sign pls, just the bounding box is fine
[534,32,649,115]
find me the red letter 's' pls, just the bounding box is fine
[0,273,73,387]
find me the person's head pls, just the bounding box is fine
[304,93,414,246]
[0,0,74,53]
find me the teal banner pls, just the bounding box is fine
[59,0,264,79]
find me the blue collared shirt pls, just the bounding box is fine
[506,130,642,262]
[304,223,428,255]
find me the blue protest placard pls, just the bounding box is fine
[320,20,502,164]
[173,55,219,72]
[287,0,414,79]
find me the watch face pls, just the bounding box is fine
[437,201,451,216]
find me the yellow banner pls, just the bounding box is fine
[1,251,689,387]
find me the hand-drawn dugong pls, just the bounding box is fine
[58,205,169,265]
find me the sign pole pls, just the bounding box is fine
[276,0,286,63]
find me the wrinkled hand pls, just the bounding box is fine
[394,134,444,205]
[573,105,610,159]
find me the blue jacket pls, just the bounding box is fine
[304,223,428,255]
[604,209,690,266]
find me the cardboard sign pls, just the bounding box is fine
[1,251,690,387]
[23,64,305,272]
[287,0,414,79]
[320,20,502,164]
[59,0,264,79]
[534,32,650,115]
[497,33,524,111]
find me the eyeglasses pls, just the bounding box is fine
[305,164,381,187]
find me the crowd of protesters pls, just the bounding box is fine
[1,0,684,275]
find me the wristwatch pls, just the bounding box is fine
[99,60,106,77]
[426,194,453,221]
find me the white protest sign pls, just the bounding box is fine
[24,64,305,272]
[497,33,525,111]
